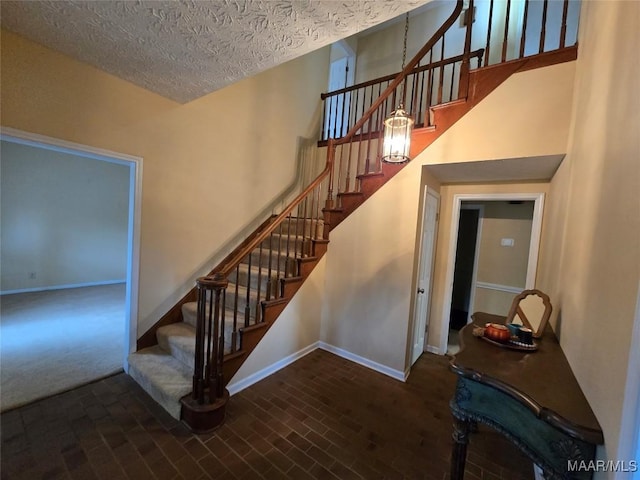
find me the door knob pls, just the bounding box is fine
[418,288,425,294]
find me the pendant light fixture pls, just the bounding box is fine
[382,12,414,164]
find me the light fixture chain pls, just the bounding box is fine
[402,12,409,70]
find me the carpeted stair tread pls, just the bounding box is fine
[229,263,279,296]
[156,322,197,371]
[181,286,259,329]
[127,345,191,419]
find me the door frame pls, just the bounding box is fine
[410,186,440,365]
[438,192,545,354]
[325,40,356,139]
[0,127,143,372]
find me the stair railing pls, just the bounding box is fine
[320,49,485,142]
[189,0,581,407]
[324,0,579,203]
[325,0,465,206]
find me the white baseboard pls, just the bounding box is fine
[425,345,442,355]
[0,279,126,295]
[227,342,320,396]
[226,341,412,396]
[318,341,407,382]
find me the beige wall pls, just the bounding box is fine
[228,258,326,388]
[321,60,573,373]
[472,201,534,315]
[536,0,640,468]
[0,30,330,335]
[1,141,129,292]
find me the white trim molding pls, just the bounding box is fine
[0,279,126,296]
[227,342,320,396]
[224,340,411,396]
[318,342,408,382]
[475,281,524,294]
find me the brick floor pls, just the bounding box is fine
[1,350,534,479]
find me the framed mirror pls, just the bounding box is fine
[506,289,552,338]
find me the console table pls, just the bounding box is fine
[449,317,603,479]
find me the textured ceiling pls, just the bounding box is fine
[1,0,430,103]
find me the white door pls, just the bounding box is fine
[411,188,439,365]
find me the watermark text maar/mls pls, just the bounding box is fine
[568,460,638,473]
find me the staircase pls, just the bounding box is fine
[128,0,580,432]
[129,216,328,429]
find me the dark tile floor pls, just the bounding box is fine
[1,350,534,480]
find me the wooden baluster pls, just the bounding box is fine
[320,94,327,142]
[458,0,473,99]
[449,63,456,101]
[437,37,445,104]
[232,265,239,351]
[519,0,530,58]
[266,232,274,300]
[325,140,335,209]
[352,88,359,144]
[192,283,206,403]
[355,125,363,181]
[364,113,373,174]
[284,212,292,276]
[302,194,310,256]
[539,0,549,53]
[340,92,348,138]
[217,290,225,397]
[426,51,434,124]
[417,65,425,127]
[209,274,226,401]
[560,0,569,48]
[502,0,511,62]
[244,250,252,326]
[376,100,386,171]
[485,0,494,66]
[346,135,354,192]
[254,243,263,324]
[331,95,338,139]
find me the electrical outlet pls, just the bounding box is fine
[28,272,36,280]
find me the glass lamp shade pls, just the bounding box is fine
[381,107,414,164]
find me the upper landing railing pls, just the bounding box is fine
[320,0,580,142]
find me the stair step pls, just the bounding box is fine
[182,301,258,330]
[247,249,298,277]
[228,263,279,297]
[259,232,311,256]
[156,322,197,371]
[276,217,324,237]
[128,345,192,420]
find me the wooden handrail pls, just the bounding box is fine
[212,141,334,279]
[321,48,484,100]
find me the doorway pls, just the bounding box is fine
[325,40,356,139]
[440,193,545,354]
[449,205,483,331]
[0,128,142,398]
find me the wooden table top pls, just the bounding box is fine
[450,315,604,445]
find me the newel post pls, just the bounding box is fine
[182,273,230,433]
[458,0,475,99]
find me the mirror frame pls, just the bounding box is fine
[506,289,552,338]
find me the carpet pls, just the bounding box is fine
[0,284,126,411]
